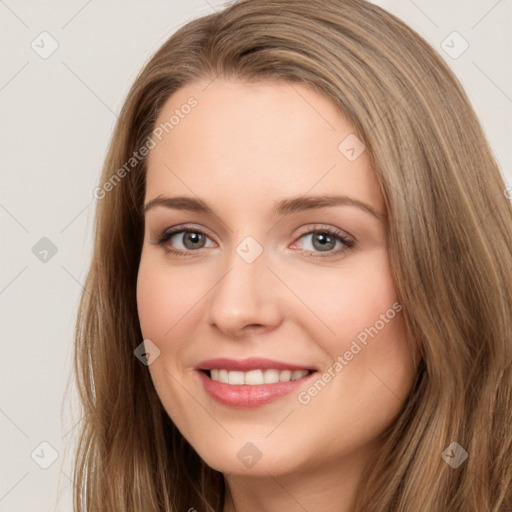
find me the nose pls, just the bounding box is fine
[204,243,284,338]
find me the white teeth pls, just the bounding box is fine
[228,371,245,385]
[264,369,280,384]
[208,368,310,385]
[245,370,264,385]
[279,370,292,381]
[291,370,307,381]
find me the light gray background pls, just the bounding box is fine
[1,0,511,510]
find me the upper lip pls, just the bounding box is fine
[196,357,316,372]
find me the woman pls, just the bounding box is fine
[73,0,512,510]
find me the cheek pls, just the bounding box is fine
[295,255,414,451]
[295,248,400,345]
[136,265,170,341]
[136,258,202,432]
[298,248,413,396]
[136,256,203,343]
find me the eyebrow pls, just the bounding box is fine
[142,194,386,221]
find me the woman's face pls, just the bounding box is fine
[137,78,417,477]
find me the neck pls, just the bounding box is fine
[222,444,375,512]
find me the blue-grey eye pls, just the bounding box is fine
[170,231,209,250]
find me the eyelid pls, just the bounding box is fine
[153,222,354,242]
[151,223,217,244]
[294,223,355,243]
[152,222,355,258]
[290,225,355,258]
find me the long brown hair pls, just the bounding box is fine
[70,0,512,510]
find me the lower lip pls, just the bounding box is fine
[197,370,316,408]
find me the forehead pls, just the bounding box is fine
[145,78,384,216]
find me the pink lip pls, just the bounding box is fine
[196,357,314,372]
[195,358,317,408]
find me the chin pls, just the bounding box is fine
[192,438,306,477]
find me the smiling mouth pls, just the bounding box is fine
[201,368,316,385]
[197,362,318,407]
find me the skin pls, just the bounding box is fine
[136,78,418,512]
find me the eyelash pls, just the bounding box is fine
[153,224,355,259]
